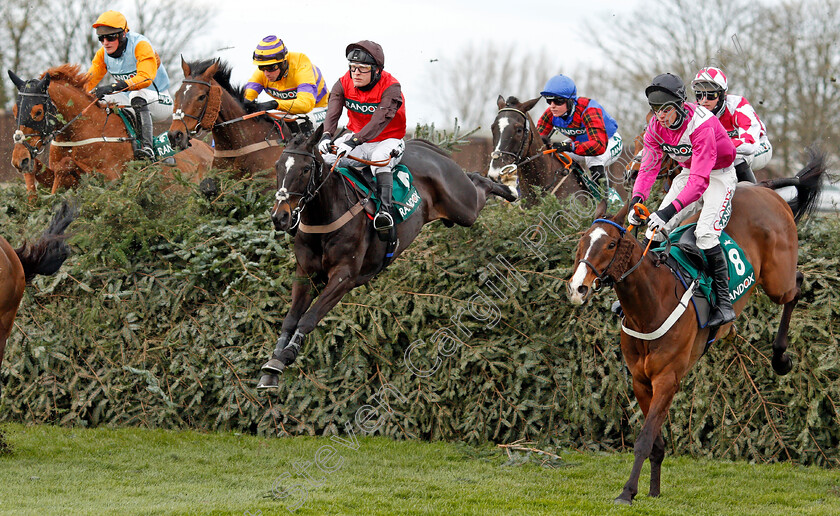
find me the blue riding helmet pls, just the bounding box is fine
[540,74,578,100]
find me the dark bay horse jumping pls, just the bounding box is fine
[257,125,516,389]
[168,58,288,176]
[488,95,626,204]
[567,149,825,504]
[8,66,213,196]
[0,202,77,373]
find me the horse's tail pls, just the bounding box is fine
[761,146,826,224]
[15,201,78,282]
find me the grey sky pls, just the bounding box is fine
[206,0,641,126]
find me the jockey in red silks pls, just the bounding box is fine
[692,66,771,184]
[318,40,406,236]
[536,74,623,195]
[627,73,737,326]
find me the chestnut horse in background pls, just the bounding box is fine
[567,148,825,504]
[0,201,77,376]
[168,58,286,176]
[487,95,627,204]
[8,65,213,196]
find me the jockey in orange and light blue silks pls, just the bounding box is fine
[243,36,329,115]
[627,73,737,327]
[85,10,173,160]
[536,74,622,191]
[692,66,771,184]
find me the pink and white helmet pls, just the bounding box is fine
[692,67,728,92]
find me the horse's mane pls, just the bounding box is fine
[505,96,521,106]
[188,58,247,105]
[41,64,93,97]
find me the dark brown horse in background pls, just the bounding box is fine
[8,66,213,196]
[567,148,825,504]
[257,125,517,389]
[168,58,286,176]
[0,201,76,376]
[488,95,627,204]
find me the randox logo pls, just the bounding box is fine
[660,143,692,157]
[729,272,755,301]
[398,190,421,218]
[727,129,738,138]
[267,88,297,100]
[714,189,733,230]
[112,72,136,81]
[557,127,586,136]
[345,100,378,114]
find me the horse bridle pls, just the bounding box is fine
[272,148,332,232]
[172,78,215,137]
[13,90,60,159]
[13,82,107,160]
[579,218,649,290]
[490,108,535,168]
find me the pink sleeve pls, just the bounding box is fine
[674,123,715,210]
[631,126,664,201]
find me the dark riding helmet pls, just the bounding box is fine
[345,41,385,90]
[345,41,384,68]
[645,73,687,129]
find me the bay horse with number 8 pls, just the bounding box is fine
[567,148,825,505]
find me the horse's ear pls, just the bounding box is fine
[181,55,191,77]
[39,73,51,91]
[497,95,506,110]
[306,124,324,148]
[204,59,219,79]
[520,97,541,113]
[613,197,631,223]
[8,70,25,91]
[593,199,608,220]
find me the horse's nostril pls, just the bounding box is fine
[577,285,588,295]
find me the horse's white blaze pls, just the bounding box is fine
[184,85,192,94]
[488,117,511,180]
[568,228,608,304]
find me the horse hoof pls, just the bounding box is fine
[772,353,793,375]
[614,497,632,506]
[257,373,280,390]
[261,358,285,375]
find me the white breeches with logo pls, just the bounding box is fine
[104,88,174,123]
[323,133,405,175]
[567,132,623,170]
[646,165,737,250]
[735,134,772,171]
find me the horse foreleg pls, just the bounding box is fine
[258,271,317,389]
[649,433,666,497]
[616,374,678,505]
[771,270,803,375]
[468,172,518,204]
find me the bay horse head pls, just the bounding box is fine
[168,57,226,150]
[270,124,326,233]
[567,200,638,304]
[8,70,58,172]
[488,95,541,190]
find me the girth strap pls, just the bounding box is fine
[213,140,283,158]
[620,280,696,340]
[298,200,366,234]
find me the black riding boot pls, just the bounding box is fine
[734,160,756,184]
[705,245,736,326]
[131,97,155,161]
[589,165,606,197]
[374,170,395,235]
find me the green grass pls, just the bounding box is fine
[1,423,838,515]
